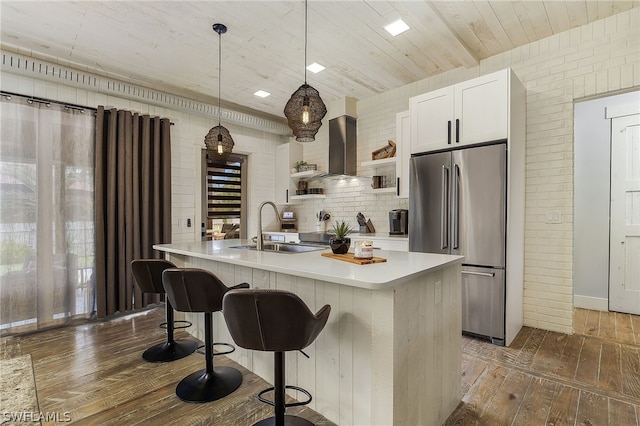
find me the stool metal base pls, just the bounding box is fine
[142,339,199,363]
[254,415,314,426]
[176,366,242,403]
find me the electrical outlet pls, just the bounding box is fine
[545,210,562,224]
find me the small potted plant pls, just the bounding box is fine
[329,220,352,254]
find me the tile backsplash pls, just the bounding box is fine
[285,177,408,235]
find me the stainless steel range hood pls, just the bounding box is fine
[326,115,357,176]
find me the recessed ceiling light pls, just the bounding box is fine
[254,90,271,98]
[306,62,326,73]
[385,19,410,36]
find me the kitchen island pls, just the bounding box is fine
[154,239,463,426]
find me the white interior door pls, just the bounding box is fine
[609,109,640,314]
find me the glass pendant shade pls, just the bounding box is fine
[284,83,327,142]
[205,23,234,160]
[204,124,234,161]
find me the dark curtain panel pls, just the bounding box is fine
[94,106,172,318]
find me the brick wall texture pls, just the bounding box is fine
[355,8,639,334]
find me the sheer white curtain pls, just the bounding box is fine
[0,95,95,335]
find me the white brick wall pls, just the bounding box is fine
[335,7,638,334]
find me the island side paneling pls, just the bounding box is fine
[166,253,461,425]
[393,262,462,426]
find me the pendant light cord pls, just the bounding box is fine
[304,0,308,85]
[218,29,222,127]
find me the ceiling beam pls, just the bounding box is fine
[424,1,479,68]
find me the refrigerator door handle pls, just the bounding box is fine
[441,165,449,249]
[462,270,496,278]
[452,163,460,249]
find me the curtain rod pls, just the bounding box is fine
[0,91,175,125]
[0,90,96,113]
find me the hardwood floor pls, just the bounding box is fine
[1,307,638,425]
[573,307,640,345]
[0,308,334,426]
[446,309,640,425]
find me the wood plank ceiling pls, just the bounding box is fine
[1,1,637,121]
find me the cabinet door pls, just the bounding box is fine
[395,110,410,198]
[455,69,508,146]
[410,86,454,154]
[275,143,302,205]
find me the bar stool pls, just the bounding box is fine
[130,259,198,362]
[162,268,248,403]
[222,289,331,426]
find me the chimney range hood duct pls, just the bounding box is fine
[327,115,357,176]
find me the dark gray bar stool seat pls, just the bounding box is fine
[222,289,331,426]
[162,268,248,403]
[130,259,198,362]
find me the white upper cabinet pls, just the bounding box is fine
[410,86,454,154]
[275,142,302,205]
[455,70,508,145]
[410,69,509,154]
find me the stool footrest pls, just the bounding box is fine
[257,385,312,408]
[196,342,236,357]
[159,319,192,330]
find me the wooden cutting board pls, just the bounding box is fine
[321,252,387,265]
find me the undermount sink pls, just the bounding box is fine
[230,242,327,254]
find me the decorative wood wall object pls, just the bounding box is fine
[372,140,396,160]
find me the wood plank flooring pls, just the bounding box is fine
[446,310,640,425]
[1,307,638,425]
[573,307,640,345]
[0,308,334,426]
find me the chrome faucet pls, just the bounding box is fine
[257,201,281,251]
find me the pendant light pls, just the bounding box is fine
[204,23,234,160]
[283,0,327,142]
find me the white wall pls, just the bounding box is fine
[573,90,640,311]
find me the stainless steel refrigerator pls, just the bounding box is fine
[409,142,507,345]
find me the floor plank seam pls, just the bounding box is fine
[463,347,640,407]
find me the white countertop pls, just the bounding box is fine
[154,239,462,291]
[348,232,409,241]
[263,231,408,240]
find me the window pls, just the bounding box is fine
[202,150,247,240]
